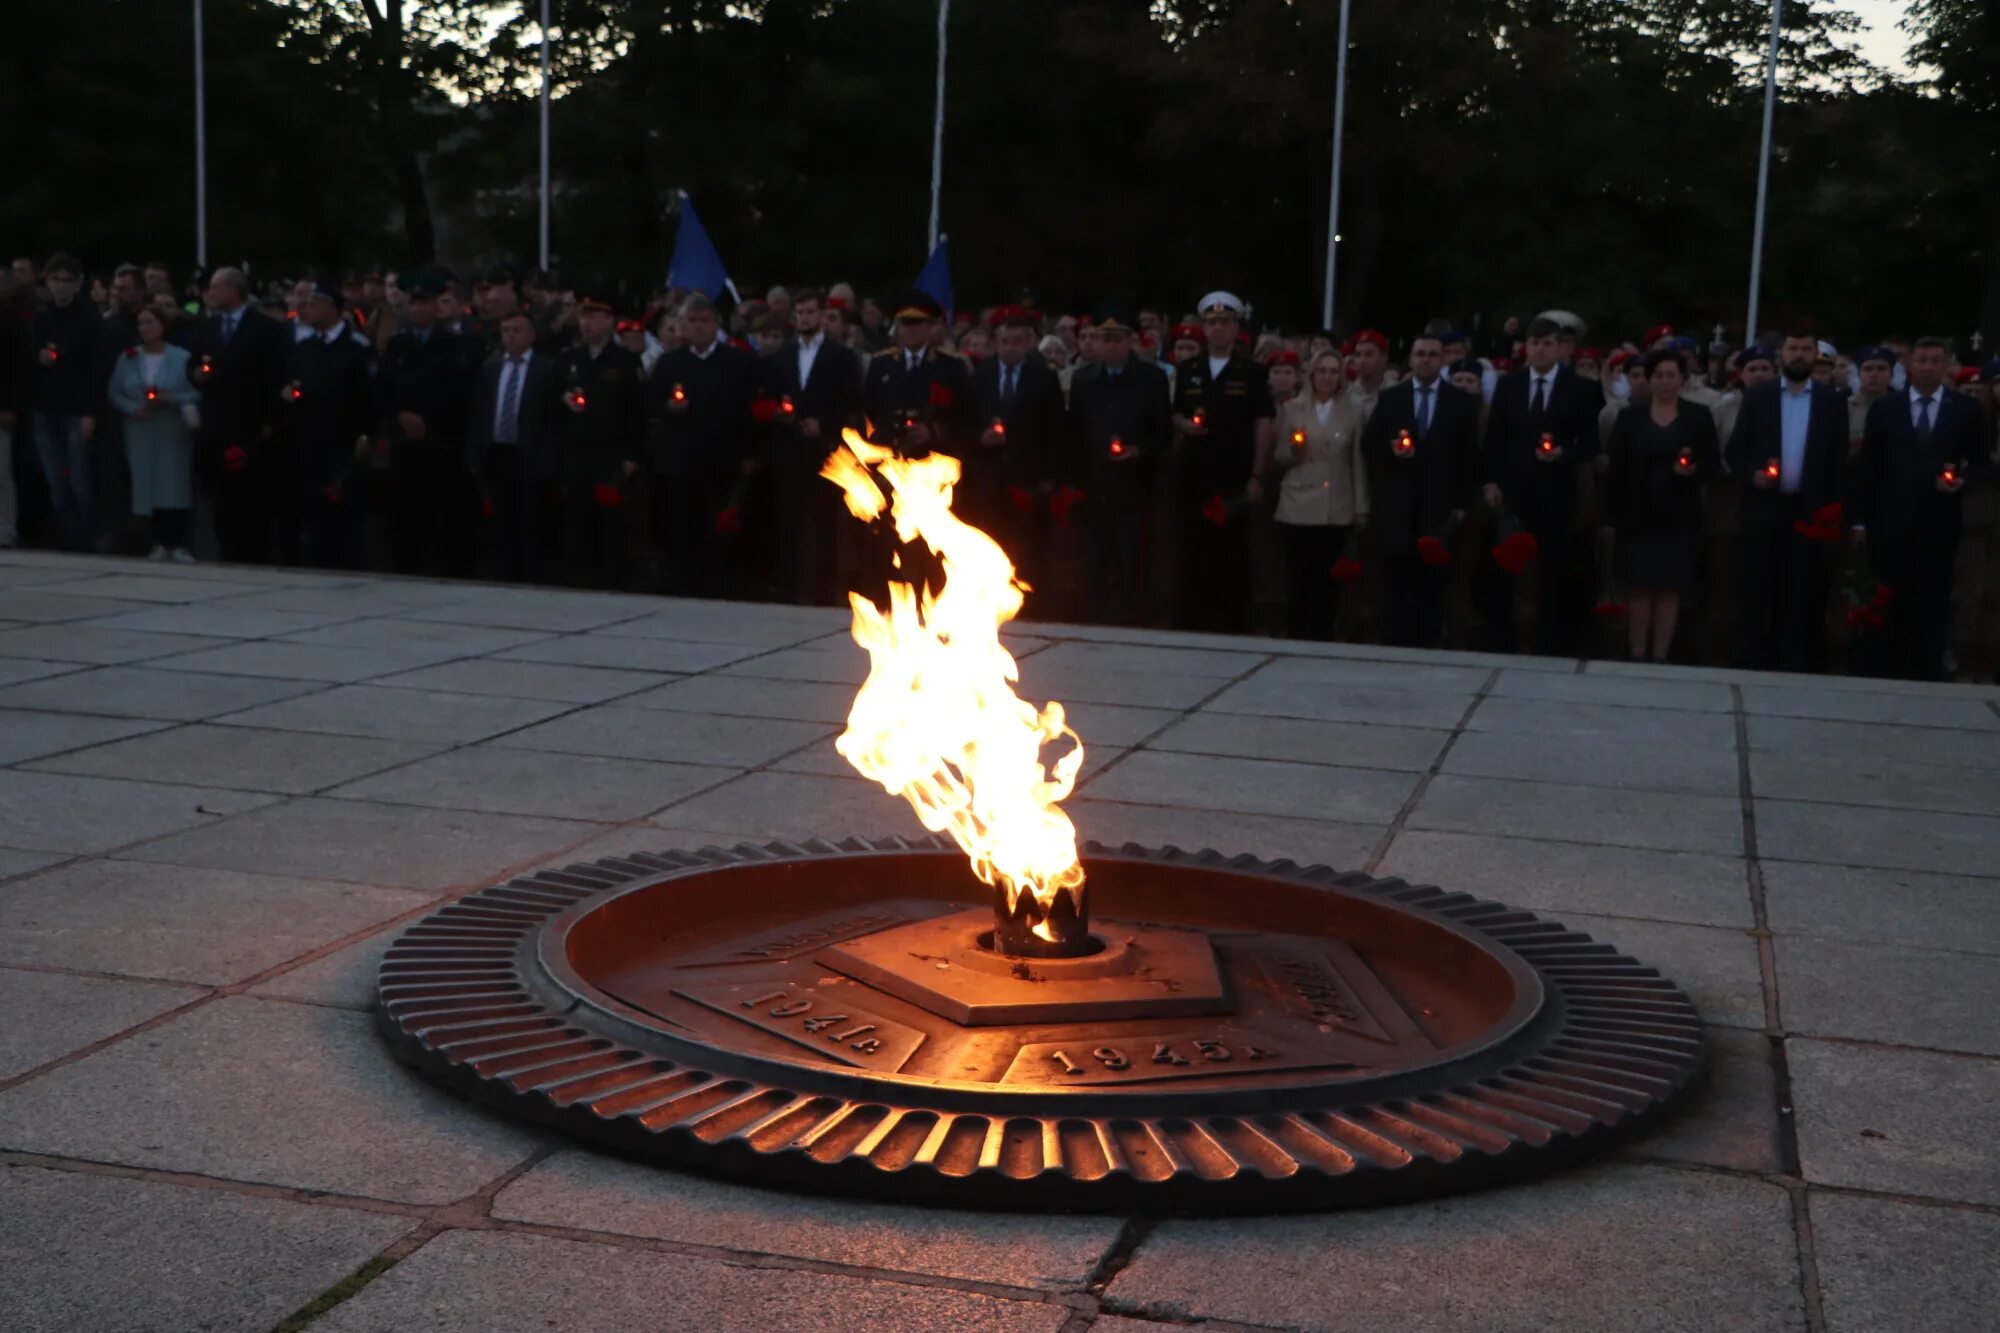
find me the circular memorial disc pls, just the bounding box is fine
[377,837,1706,1211]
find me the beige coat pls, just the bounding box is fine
[1274,394,1369,526]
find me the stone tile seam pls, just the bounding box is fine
[1781,1176,1832,1333]
[1069,653,1282,793]
[1364,668,1499,874]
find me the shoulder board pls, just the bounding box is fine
[350,332,370,347]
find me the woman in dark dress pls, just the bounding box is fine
[1605,349,1719,662]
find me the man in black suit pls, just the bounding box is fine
[761,286,862,604]
[1850,336,1992,679]
[649,293,758,597]
[1480,315,1600,654]
[1724,328,1848,671]
[1363,332,1480,648]
[466,310,556,582]
[552,290,648,590]
[188,266,289,562]
[962,305,1064,566]
[1069,306,1171,625]
[278,283,377,569]
[377,271,474,575]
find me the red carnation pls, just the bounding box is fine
[1492,530,1538,574]
[123,346,140,359]
[1008,486,1034,514]
[749,397,779,425]
[1871,584,1892,608]
[1048,486,1084,523]
[321,484,341,505]
[1416,535,1451,567]
[1812,502,1843,529]
[1201,494,1231,527]
[1329,557,1364,583]
[1593,600,1630,619]
[927,382,955,410]
[222,446,248,475]
[592,483,622,509]
[714,506,743,535]
[481,499,495,519]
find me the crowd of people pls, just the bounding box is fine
[3,251,1997,681]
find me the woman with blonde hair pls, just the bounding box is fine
[1272,350,1369,638]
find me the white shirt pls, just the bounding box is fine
[1528,368,1555,409]
[1313,397,1334,426]
[1908,384,1941,428]
[689,340,718,361]
[796,333,822,387]
[1208,355,1231,380]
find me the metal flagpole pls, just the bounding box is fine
[193,0,208,268]
[1744,0,1782,344]
[928,0,949,253]
[1319,0,1352,330]
[538,0,552,272]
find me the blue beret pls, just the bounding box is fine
[1667,335,1697,353]
[1854,345,1896,368]
[1739,345,1775,368]
[1982,358,2000,383]
[306,281,342,306]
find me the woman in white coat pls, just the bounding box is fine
[106,306,201,561]
[1273,351,1369,639]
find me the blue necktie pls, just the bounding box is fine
[1418,384,1434,439]
[1916,395,1934,442]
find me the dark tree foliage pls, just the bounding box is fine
[2,0,1988,343]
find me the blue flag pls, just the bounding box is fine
[914,236,953,322]
[667,193,733,301]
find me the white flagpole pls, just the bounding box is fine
[538,0,552,272]
[1319,0,1352,330]
[193,0,208,269]
[928,0,949,253]
[1744,0,1781,344]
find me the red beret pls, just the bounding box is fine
[1641,324,1674,346]
[1953,366,1981,385]
[1352,329,1389,351]
[1492,356,1516,372]
[1266,348,1302,368]
[1606,349,1634,371]
[989,303,1040,329]
[825,296,850,311]
[1170,323,1202,343]
[1575,346,1603,361]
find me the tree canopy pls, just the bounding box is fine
[4,0,1990,344]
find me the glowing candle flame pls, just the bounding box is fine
[820,430,1086,941]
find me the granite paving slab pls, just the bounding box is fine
[247,928,398,1011]
[0,997,547,1202]
[1590,656,2000,698]
[1554,910,1766,1029]
[1376,829,1752,927]
[331,747,727,822]
[1442,726,1743,795]
[497,704,831,767]
[213,581,479,616]
[718,643,871,685]
[144,638,471,681]
[651,769,932,841]
[393,591,663,632]
[27,724,442,795]
[0,590,152,623]
[133,797,598,891]
[213,683,572,745]
[1203,675,1475,728]
[594,608,843,646]
[1626,1025,1782,1173]
[1021,639,1270,678]
[308,1229,1072,1333]
[280,615,554,657]
[1082,750,1419,824]
[496,633,766,673]
[1409,775,1745,855]
[0,658,85,688]
[1490,668,1735,710]
[84,604,360,638]
[369,657,674,703]
[1017,658,1231,709]
[618,672,856,723]
[1750,750,2000,819]
[0,771,277,854]
[0,848,65,881]
[1466,695,1740,748]
[0,967,201,1080]
[491,1150,1123,1290]
[1739,683,2000,729]
[0,709,167,766]
[1756,798,2000,877]
[1051,700,1183,747]
[31,572,255,603]
[1146,711,1449,771]
[1070,798,1383,867]
[1249,655,1492,692]
[0,623,230,664]
[1787,1037,2000,1205]
[1808,1193,2000,1333]
[0,859,428,985]
[1775,936,2000,1056]
[0,1166,413,1333]
[1760,861,2000,954]
[1746,714,2000,769]
[1106,1164,1803,1332]
[0,664,324,721]
[518,823,775,873]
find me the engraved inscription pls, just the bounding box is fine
[676,981,924,1071]
[1247,942,1435,1047]
[1003,1033,1352,1086]
[676,911,907,967]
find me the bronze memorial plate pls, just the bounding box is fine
[376,837,1708,1212]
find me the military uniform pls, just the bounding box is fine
[861,343,970,456]
[278,307,377,569]
[1171,314,1274,633]
[378,300,475,575]
[550,335,647,589]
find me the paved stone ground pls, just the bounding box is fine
[2,548,1996,1333]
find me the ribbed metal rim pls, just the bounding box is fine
[376,837,1708,1212]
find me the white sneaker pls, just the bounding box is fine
[170,548,197,564]
[146,545,168,562]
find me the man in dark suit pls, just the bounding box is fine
[466,310,556,582]
[1851,336,1992,679]
[1480,315,1600,654]
[649,293,758,597]
[278,283,377,569]
[377,271,474,575]
[761,286,863,604]
[188,266,289,562]
[1068,306,1171,625]
[962,305,1064,564]
[1363,332,1480,648]
[551,290,647,590]
[1724,328,1848,671]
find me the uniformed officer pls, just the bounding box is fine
[1066,303,1171,625]
[378,270,475,575]
[861,291,969,456]
[550,289,646,589]
[278,281,376,569]
[1170,291,1274,632]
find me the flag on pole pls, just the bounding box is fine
[667,192,736,301]
[914,236,953,322]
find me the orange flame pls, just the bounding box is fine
[820,430,1086,938]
